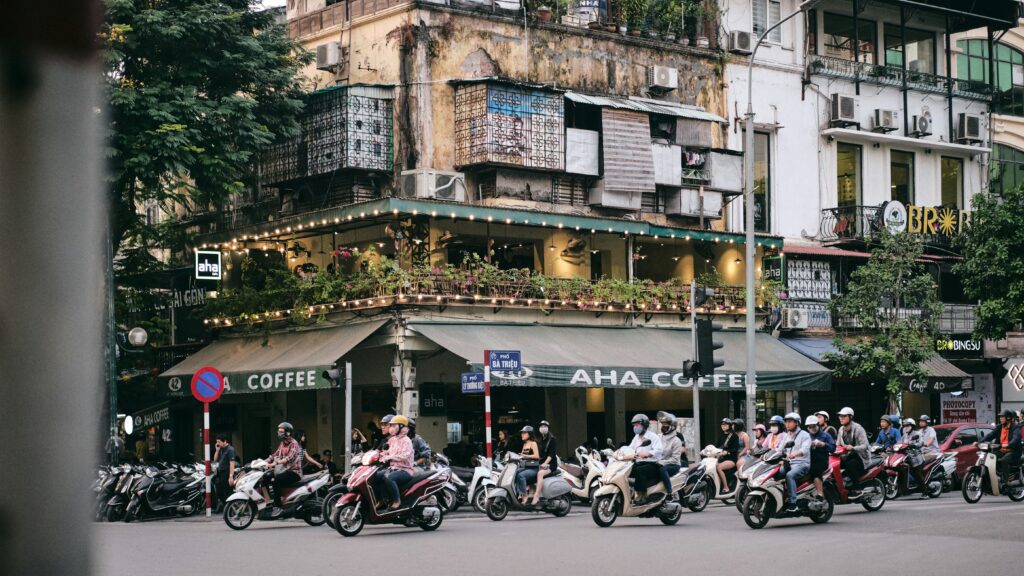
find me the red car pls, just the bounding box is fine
[934,422,996,486]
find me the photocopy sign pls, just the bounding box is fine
[194,250,222,280]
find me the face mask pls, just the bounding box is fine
[661,425,671,434]
[633,425,644,435]
[769,425,779,434]
[277,432,286,440]
[539,426,549,435]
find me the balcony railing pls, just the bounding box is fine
[808,55,991,101]
[820,204,955,247]
[938,304,976,334]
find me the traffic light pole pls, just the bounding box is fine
[689,280,700,451]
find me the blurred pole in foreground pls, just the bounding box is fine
[0,1,102,575]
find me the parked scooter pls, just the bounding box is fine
[883,442,948,499]
[332,451,449,536]
[824,445,887,512]
[124,464,205,521]
[590,442,684,527]
[106,465,146,522]
[223,459,330,530]
[961,442,1024,503]
[485,453,572,521]
[94,464,129,521]
[468,455,499,513]
[560,446,606,503]
[740,442,835,529]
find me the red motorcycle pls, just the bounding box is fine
[332,451,449,537]
[825,445,887,511]
[883,442,947,499]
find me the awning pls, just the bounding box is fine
[780,337,972,392]
[411,323,831,391]
[160,320,386,396]
[565,92,728,124]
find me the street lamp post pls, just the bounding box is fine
[744,0,821,431]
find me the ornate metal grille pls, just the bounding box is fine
[454,83,564,170]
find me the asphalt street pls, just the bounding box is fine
[95,494,1023,576]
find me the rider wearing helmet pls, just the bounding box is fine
[628,414,663,505]
[657,412,683,501]
[265,422,302,508]
[815,411,838,441]
[375,415,395,451]
[981,409,1022,481]
[765,415,786,450]
[836,407,870,490]
[377,415,415,511]
[531,420,559,507]
[874,414,902,450]
[514,426,540,504]
[778,413,811,513]
[805,414,836,500]
[733,419,752,469]
[407,419,433,468]
[753,424,768,448]
[716,418,739,492]
[901,418,919,445]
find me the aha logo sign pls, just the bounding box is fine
[195,250,222,280]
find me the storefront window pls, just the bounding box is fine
[823,13,877,64]
[754,132,771,233]
[890,150,914,204]
[991,143,1024,195]
[941,157,963,208]
[957,40,1024,116]
[884,25,935,73]
[755,390,787,425]
[837,143,861,207]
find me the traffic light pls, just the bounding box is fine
[695,319,724,377]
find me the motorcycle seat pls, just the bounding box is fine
[562,463,583,477]
[865,455,884,469]
[405,470,435,485]
[294,473,324,487]
[159,480,191,493]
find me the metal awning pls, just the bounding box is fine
[160,320,386,396]
[565,92,728,124]
[780,337,972,392]
[411,323,831,391]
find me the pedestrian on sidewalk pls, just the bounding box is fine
[213,433,236,512]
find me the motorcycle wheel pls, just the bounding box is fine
[105,505,124,523]
[472,487,488,513]
[961,471,983,503]
[884,476,899,500]
[446,488,462,513]
[223,500,256,530]
[687,484,710,513]
[591,494,618,527]
[485,498,508,522]
[303,498,326,526]
[439,488,458,513]
[659,503,682,526]
[860,478,886,512]
[1007,478,1024,502]
[335,503,364,537]
[550,494,572,517]
[741,494,770,530]
[809,493,834,524]
[323,492,343,528]
[926,473,944,499]
[123,502,138,523]
[420,509,444,531]
[734,485,748,513]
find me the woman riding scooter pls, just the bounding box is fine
[377,415,415,511]
[531,421,559,507]
[734,419,752,469]
[514,426,540,504]
[716,418,739,492]
[764,416,785,450]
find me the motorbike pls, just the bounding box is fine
[560,446,606,503]
[732,446,771,512]
[940,451,958,492]
[961,442,1024,503]
[485,452,573,521]
[222,459,330,530]
[693,445,739,506]
[433,454,465,513]
[124,464,205,522]
[590,443,684,527]
[824,445,887,512]
[94,464,129,521]
[740,442,835,529]
[106,465,147,522]
[468,455,499,513]
[883,442,948,499]
[332,451,449,536]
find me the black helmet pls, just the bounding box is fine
[918,415,932,425]
[1000,409,1016,420]
[732,418,746,432]
[277,422,293,435]
[381,414,395,425]
[519,425,535,434]
[631,414,650,427]
[721,418,733,425]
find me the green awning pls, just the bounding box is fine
[410,322,830,392]
[160,320,386,396]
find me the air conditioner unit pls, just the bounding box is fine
[956,112,983,143]
[872,109,899,133]
[830,94,859,126]
[729,31,753,55]
[911,112,933,137]
[400,169,466,202]
[647,66,679,92]
[316,41,342,71]
[782,308,809,330]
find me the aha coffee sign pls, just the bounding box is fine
[195,250,222,280]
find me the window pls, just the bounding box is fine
[823,13,877,64]
[941,157,963,208]
[753,0,782,44]
[753,132,771,232]
[884,25,935,73]
[890,150,915,204]
[991,144,1024,194]
[957,40,1024,116]
[954,428,978,446]
[837,143,862,207]
[145,204,161,226]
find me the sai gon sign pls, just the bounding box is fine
[882,201,969,238]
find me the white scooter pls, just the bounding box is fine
[560,446,606,503]
[223,459,331,530]
[694,445,739,505]
[468,456,499,513]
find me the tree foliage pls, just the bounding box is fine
[101,0,311,271]
[823,232,942,399]
[953,185,1024,339]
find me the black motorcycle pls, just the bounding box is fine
[124,464,205,522]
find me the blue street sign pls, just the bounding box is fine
[488,350,521,372]
[461,372,486,394]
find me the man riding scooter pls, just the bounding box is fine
[657,412,683,502]
[980,410,1021,484]
[262,422,302,511]
[779,413,811,513]
[628,414,663,505]
[874,415,902,451]
[836,407,869,494]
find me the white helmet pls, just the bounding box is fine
[804,415,818,427]
[903,418,916,427]
[837,407,855,418]
[783,412,801,422]
[814,410,830,421]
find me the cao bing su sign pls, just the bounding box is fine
[883,201,970,237]
[484,365,749,390]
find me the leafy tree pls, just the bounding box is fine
[823,231,942,409]
[953,185,1024,339]
[101,0,311,270]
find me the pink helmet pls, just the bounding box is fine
[753,424,767,433]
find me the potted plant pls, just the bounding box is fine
[692,0,717,48]
[536,5,552,22]
[655,0,681,42]
[622,0,645,36]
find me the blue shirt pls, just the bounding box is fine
[874,426,902,449]
[808,429,836,469]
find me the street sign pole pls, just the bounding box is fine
[483,350,492,460]
[344,362,353,476]
[204,401,211,517]
[190,366,224,520]
[690,280,701,450]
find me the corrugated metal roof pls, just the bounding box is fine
[565,92,727,123]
